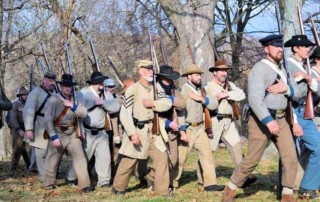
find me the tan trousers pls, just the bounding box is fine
[145,132,179,186]
[44,134,90,189]
[173,124,217,188]
[230,114,297,188]
[113,138,169,195]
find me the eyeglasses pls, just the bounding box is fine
[106,86,116,88]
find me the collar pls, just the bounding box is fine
[138,80,152,91]
[89,86,101,98]
[187,82,200,90]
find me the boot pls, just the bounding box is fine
[222,186,235,202]
[281,194,296,202]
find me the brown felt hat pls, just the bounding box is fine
[16,86,29,97]
[181,64,203,77]
[209,60,232,72]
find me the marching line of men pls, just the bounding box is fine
[7,33,320,201]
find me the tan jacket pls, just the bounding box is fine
[119,81,172,159]
[23,86,53,149]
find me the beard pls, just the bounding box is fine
[191,79,201,87]
[144,76,153,82]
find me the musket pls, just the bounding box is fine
[148,27,160,135]
[186,43,213,134]
[297,2,315,119]
[310,15,320,45]
[207,34,240,120]
[29,64,35,91]
[65,42,84,139]
[37,58,46,76]
[40,43,60,93]
[60,58,66,74]
[88,36,112,132]
[106,56,124,87]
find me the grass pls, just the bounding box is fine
[0,143,284,202]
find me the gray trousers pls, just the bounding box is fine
[34,147,46,183]
[67,129,111,186]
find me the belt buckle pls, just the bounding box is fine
[276,109,283,115]
[191,122,197,127]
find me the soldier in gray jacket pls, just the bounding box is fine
[66,71,120,187]
[223,35,298,202]
[43,74,92,192]
[24,71,56,183]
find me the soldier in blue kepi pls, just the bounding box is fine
[222,34,298,202]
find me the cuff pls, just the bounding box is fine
[261,115,274,125]
[71,104,78,112]
[50,134,59,141]
[169,95,174,104]
[309,78,318,92]
[202,97,209,107]
[165,119,171,129]
[285,85,294,98]
[179,125,187,131]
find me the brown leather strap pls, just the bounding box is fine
[54,107,69,127]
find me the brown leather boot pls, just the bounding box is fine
[281,194,297,202]
[222,186,235,202]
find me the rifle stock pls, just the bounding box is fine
[297,3,315,119]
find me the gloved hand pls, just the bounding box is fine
[113,136,121,144]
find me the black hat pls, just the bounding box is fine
[86,72,109,84]
[284,35,315,47]
[310,46,320,59]
[16,86,29,97]
[44,71,56,80]
[156,65,180,80]
[57,74,78,86]
[259,35,283,47]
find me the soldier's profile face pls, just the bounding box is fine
[188,73,202,86]
[139,67,153,82]
[265,45,283,63]
[294,46,311,60]
[106,86,116,94]
[214,70,228,83]
[60,85,72,96]
[43,78,56,91]
[20,94,28,101]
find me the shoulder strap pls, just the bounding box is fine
[54,107,69,127]
[35,86,52,117]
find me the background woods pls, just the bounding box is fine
[0,0,319,158]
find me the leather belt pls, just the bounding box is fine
[268,108,285,119]
[187,121,203,127]
[133,118,152,129]
[84,124,105,135]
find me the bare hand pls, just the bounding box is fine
[294,71,311,83]
[52,139,62,148]
[95,98,104,106]
[143,99,155,108]
[292,123,303,137]
[18,130,25,138]
[169,119,179,132]
[180,131,188,142]
[189,93,205,103]
[63,99,73,108]
[267,79,288,94]
[25,130,33,140]
[130,134,141,145]
[215,92,229,100]
[266,121,280,136]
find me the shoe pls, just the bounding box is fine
[242,177,257,188]
[65,179,78,186]
[298,188,320,200]
[112,187,125,196]
[281,194,296,202]
[81,186,94,193]
[204,184,225,192]
[222,186,235,202]
[44,184,57,190]
[144,176,154,188]
[138,178,148,187]
[100,183,111,188]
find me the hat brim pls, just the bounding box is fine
[156,71,180,80]
[209,66,232,72]
[57,81,78,86]
[16,93,29,97]
[181,70,204,77]
[86,75,109,84]
[284,39,316,47]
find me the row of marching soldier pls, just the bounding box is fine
[8,34,320,201]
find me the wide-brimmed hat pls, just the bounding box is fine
[104,78,116,87]
[209,60,232,72]
[119,79,135,95]
[156,65,180,80]
[86,72,109,84]
[16,86,29,97]
[310,46,320,59]
[284,35,315,47]
[181,64,203,77]
[44,71,56,80]
[57,74,78,86]
[259,34,283,47]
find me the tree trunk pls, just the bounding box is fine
[158,0,217,83]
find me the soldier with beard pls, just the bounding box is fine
[112,60,173,196]
[172,64,224,192]
[223,35,298,202]
[10,86,30,172]
[24,71,56,183]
